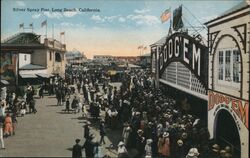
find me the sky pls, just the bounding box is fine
[1,0,243,59]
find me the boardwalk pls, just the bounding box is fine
[0,95,119,157]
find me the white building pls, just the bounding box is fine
[65,50,87,66]
[205,1,249,157]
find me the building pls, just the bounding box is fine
[113,56,140,64]
[138,53,151,68]
[1,32,66,86]
[150,32,209,120]
[93,55,114,63]
[65,50,87,66]
[205,1,249,157]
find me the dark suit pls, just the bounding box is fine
[72,143,82,158]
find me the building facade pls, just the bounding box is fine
[205,1,249,157]
[1,32,66,86]
[65,50,87,66]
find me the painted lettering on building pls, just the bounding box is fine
[208,91,249,129]
[158,32,208,87]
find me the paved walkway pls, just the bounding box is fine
[0,94,119,157]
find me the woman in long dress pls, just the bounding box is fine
[4,113,13,136]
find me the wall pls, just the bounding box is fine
[207,5,249,158]
[31,49,47,67]
[19,53,31,68]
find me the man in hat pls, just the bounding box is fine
[208,144,220,158]
[175,139,185,158]
[145,139,153,157]
[84,123,90,139]
[82,135,95,158]
[117,141,128,158]
[186,148,198,158]
[136,129,145,157]
[72,139,82,158]
[99,120,106,145]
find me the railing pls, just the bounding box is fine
[1,33,21,43]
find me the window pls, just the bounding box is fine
[55,52,62,62]
[217,48,241,85]
[218,51,223,80]
[233,50,240,83]
[50,51,52,61]
[24,55,27,61]
[225,50,231,81]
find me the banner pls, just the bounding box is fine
[158,32,208,87]
[173,6,184,30]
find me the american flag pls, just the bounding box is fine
[60,32,65,36]
[41,20,47,27]
[19,23,24,29]
[138,45,143,49]
[160,8,171,23]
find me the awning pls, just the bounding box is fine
[20,74,38,78]
[36,73,51,78]
[1,80,9,85]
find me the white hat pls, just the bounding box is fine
[163,132,169,137]
[177,139,183,146]
[146,139,153,144]
[193,148,199,156]
[157,124,163,129]
[118,141,125,146]
[187,148,195,157]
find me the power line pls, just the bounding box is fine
[182,5,207,31]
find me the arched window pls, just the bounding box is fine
[217,48,240,85]
[215,35,241,89]
[55,52,62,62]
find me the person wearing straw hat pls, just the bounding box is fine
[117,141,128,158]
[144,138,152,157]
[136,129,145,157]
[176,139,185,158]
[122,122,131,146]
[161,132,170,157]
[186,148,198,158]
[208,143,220,157]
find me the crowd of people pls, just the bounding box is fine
[0,83,38,150]
[68,68,234,158]
[0,67,235,158]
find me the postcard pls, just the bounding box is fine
[1,0,249,158]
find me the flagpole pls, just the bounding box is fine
[64,32,65,44]
[52,24,54,40]
[46,20,47,38]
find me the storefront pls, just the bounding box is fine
[205,1,249,157]
[151,32,209,121]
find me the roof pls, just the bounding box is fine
[141,53,151,57]
[205,1,250,25]
[150,36,167,47]
[118,64,141,68]
[19,64,46,70]
[1,32,41,44]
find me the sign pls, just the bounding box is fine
[158,32,208,87]
[0,52,18,85]
[208,90,249,129]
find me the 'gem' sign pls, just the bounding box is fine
[158,32,208,87]
[208,91,249,129]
